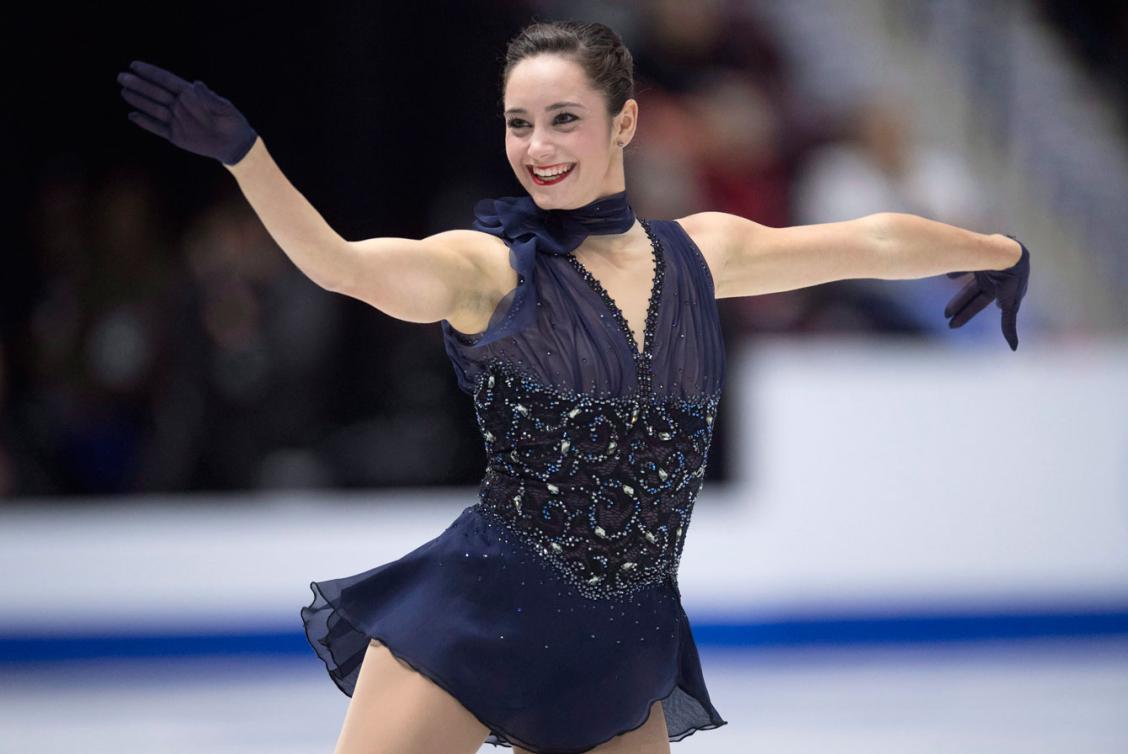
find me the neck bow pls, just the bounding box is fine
[449,190,636,347]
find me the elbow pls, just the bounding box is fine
[867,212,903,246]
[318,241,360,296]
[309,269,344,295]
[865,213,904,280]
[318,274,348,296]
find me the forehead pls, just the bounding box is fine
[504,55,594,108]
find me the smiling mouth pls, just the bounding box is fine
[527,163,576,185]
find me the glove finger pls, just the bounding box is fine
[117,71,176,105]
[120,87,171,123]
[1001,303,1020,351]
[128,60,190,95]
[944,281,979,319]
[127,110,171,141]
[949,291,993,328]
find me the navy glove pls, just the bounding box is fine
[943,234,1031,351]
[117,60,258,166]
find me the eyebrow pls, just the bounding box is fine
[503,101,588,116]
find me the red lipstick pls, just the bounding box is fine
[528,163,575,186]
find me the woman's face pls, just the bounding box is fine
[503,54,630,209]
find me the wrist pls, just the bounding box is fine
[224,134,264,173]
[991,233,1023,270]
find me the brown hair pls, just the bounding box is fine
[501,20,635,125]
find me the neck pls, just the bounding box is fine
[575,219,641,258]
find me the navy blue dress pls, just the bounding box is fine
[301,216,728,753]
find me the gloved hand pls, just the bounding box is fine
[943,234,1031,351]
[117,60,258,166]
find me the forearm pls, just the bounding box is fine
[876,212,1023,280]
[223,137,349,291]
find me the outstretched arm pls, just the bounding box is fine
[224,139,507,327]
[119,60,502,327]
[679,210,1031,349]
[679,211,1020,298]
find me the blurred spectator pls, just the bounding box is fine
[163,192,343,490]
[18,163,176,495]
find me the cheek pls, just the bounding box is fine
[574,133,604,157]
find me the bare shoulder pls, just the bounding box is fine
[436,229,517,335]
[672,211,743,295]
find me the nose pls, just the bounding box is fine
[527,126,556,161]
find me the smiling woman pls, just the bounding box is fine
[298,20,729,754]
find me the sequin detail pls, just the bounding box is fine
[471,220,718,600]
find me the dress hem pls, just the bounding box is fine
[301,581,727,754]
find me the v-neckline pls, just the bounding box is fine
[566,218,665,360]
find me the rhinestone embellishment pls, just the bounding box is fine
[472,362,718,599]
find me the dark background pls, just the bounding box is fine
[3,0,1122,498]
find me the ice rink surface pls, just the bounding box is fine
[3,638,1126,753]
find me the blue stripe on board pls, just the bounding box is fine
[693,606,1128,647]
[2,606,1127,663]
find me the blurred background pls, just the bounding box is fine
[3,0,1126,751]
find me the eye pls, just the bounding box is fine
[507,113,578,129]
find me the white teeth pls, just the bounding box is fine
[532,164,573,177]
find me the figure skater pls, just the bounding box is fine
[117,18,1030,754]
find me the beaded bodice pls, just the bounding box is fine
[441,218,725,601]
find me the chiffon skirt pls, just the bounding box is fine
[300,503,727,753]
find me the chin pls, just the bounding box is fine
[527,189,563,205]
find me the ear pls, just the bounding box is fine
[613,99,638,145]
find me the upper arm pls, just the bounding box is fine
[676,211,893,298]
[331,230,513,327]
